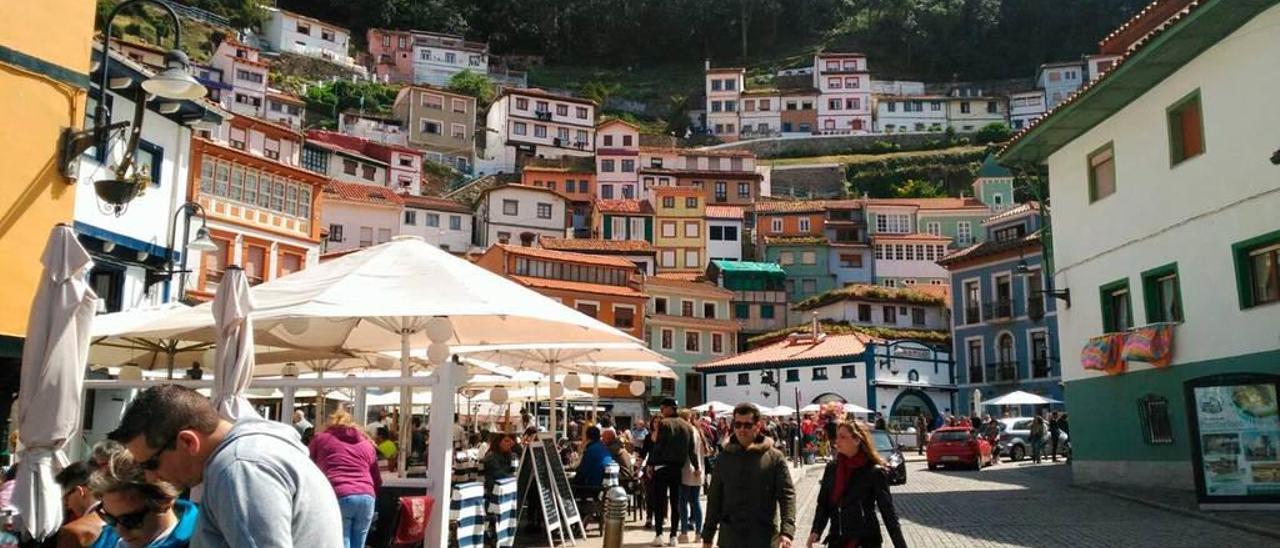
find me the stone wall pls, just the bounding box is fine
[708,132,976,159]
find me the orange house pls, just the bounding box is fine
[754,200,828,245]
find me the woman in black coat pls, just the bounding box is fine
[806,421,907,548]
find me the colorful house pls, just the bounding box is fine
[755,200,835,304]
[595,119,642,200]
[823,200,873,286]
[652,187,706,273]
[939,203,1061,423]
[645,275,740,406]
[706,260,789,345]
[592,199,654,243]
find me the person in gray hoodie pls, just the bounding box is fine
[109,385,343,547]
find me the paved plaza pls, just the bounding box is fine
[535,457,1279,548]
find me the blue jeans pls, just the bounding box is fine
[338,494,376,548]
[679,484,702,535]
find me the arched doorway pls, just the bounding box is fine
[811,392,847,405]
[889,389,940,431]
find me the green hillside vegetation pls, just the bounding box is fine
[748,321,951,348]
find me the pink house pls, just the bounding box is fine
[305,130,424,194]
[367,28,416,83]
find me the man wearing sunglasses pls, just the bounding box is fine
[702,403,796,548]
[108,385,342,547]
[53,460,119,548]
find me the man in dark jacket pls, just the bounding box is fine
[702,403,796,548]
[649,398,697,546]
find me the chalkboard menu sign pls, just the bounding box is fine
[515,442,561,544]
[540,436,583,529]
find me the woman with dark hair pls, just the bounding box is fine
[806,421,906,548]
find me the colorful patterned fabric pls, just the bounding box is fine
[1081,333,1126,375]
[1122,323,1174,368]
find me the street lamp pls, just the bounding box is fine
[147,202,217,302]
[58,0,206,210]
[1015,259,1071,308]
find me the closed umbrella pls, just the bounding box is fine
[13,225,98,540]
[212,266,258,421]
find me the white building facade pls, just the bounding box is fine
[320,182,403,254]
[699,332,873,412]
[474,184,570,248]
[479,89,596,174]
[814,53,872,134]
[400,195,474,253]
[866,340,956,429]
[705,206,744,262]
[261,7,361,71]
[412,31,488,87]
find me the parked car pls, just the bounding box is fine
[997,417,1069,462]
[926,427,993,471]
[871,430,907,485]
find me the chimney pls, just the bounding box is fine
[811,312,820,340]
[705,59,711,71]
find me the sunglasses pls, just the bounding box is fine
[140,436,179,471]
[732,421,757,430]
[96,505,151,530]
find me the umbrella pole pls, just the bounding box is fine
[426,356,459,548]
[398,330,411,478]
[592,373,600,423]
[548,359,558,439]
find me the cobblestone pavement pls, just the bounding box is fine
[795,458,1277,548]
[526,458,1277,547]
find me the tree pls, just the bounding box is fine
[975,122,1014,144]
[581,81,621,110]
[893,178,948,198]
[447,70,495,104]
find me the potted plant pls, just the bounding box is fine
[95,163,150,206]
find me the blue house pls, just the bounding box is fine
[938,202,1062,417]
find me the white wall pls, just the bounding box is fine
[807,299,948,330]
[1046,6,1280,383]
[321,201,401,253]
[706,219,742,261]
[704,360,870,410]
[401,206,472,252]
[265,8,353,65]
[480,186,568,247]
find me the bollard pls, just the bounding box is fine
[601,485,629,548]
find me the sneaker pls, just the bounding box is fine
[666,536,678,547]
[651,534,664,546]
[678,532,691,543]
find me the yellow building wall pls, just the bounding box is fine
[0,2,96,339]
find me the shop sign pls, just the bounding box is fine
[1185,373,1280,509]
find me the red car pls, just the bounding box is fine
[926,427,993,471]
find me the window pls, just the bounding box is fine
[799,217,811,232]
[715,375,727,387]
[296,22,310,35]
[967,339,983,383]
[536,202,552,219]
[557,127,570,142]
[875,213,911,234]
[576,106,588,119]
[684,221,699,238]
[576,302,599,318]
[987,101,998,114]
[512,122,526,136]
[684,250,699,268]
[737,373,749,386]
[771,218,783,233]
[734,303,750,319]
[321,28,335,42]
[661,221,676,238]
[801,251,816,265]
[534,125,547,138]
[957,222,972,245]
[359,226,374,247]
[1100,278,1133,332]
[660,328,673,350]
[502,199,518,216]
[425,213,440,227]
[661,250,676,268]
[556,104,569,116]
[600,184,614,199]
[515,98,528,110]
[812,367,828,381]
[404,210,417,225]
[1142,263,1183,323]
[1235,231,1280,308]
[497,231,511,244]
[960,102,971,114]
[1031,331,1050,378]
[1088,143,1117,202]
[450,216,462,231]
[654,297,668,315]
[739,182,751,198]
[1138,394,1175,445]
[926,222,941,236]
[682,197,697,209]
[711,333,724,354]
[779,252,794,265]
[328,224,344,242]
[880,303,901,325]
[614,306,635,329]
[841,365,857,379]
[680,300,695,318]
[760,305,775,319]
[857,304,871,322]
[1168,91,1204,165]
[714,181,727,202]
[361,165,377,181]
[685,331,701,353]
[452,124,466,140]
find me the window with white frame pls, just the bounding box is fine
[661,221,676,238]
[875,213,912,233]
[957,222,973,245]
[771,218,783,233]
[660,328,674,350]
[685,331,701,353]
[926,222,941,236]
[799,217,811,232]
[684,249,699,268]
[661,250,676,268]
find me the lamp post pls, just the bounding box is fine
[160,202,218,302]
[1015,259,1071,308]
[58,0,206,208]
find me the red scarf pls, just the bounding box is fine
[830,450,868,504]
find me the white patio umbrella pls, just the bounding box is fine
[13,225,99,540]
[800,403,822,413]
[91,236,645,548]
[692,401,734,414]
[843,403,874,415]
[981,390,1062,407]
[766,405,798,417]
[212,266,258,420]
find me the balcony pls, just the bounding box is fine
[983,299,1013,322]
[1032,358,1051,378]
[964,304,981,325]
[968,366,984,384]
[1028,294,1046,321]
[992,362,1018,383]
[533,110,553,121]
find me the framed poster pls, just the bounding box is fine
[1185,373,1280,509]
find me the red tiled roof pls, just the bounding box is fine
[323,180,404,206]
[653,272,703,282]
[497,244,638,269]
[400,194,471,214]
[1099,0,1197,54]
[864,197,989,210]
[911,284,952,307]
[596,118,640,130]
[982,202,1040,225]
[638,168,762,180]
[754,200,826,213]
[704,206,744,220]
[539,238,655,254]
[307,130,421,159]
[638,147,756,158]
[645,275,734,297]
[267,90,306,105]
[503,87,596,107]
[872,233,951,242]
[510,276,644,298]
[697,333,870,370]
[595,199,654,215]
